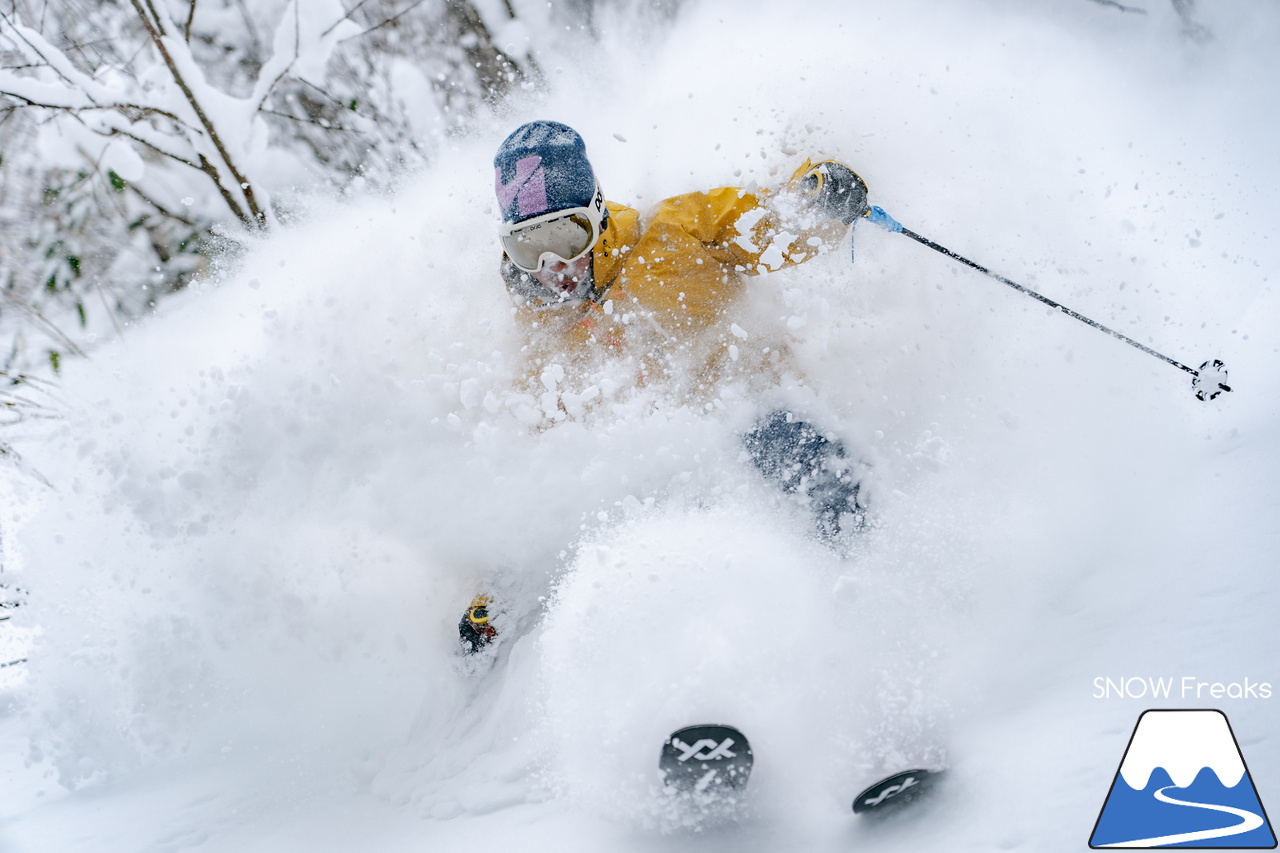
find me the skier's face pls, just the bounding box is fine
[532,254,593,301]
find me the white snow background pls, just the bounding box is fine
[2,0,1279,850]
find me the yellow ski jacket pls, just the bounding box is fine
[501,160,852,402]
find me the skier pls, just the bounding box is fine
[462,120,870,654]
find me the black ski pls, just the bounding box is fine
[852,768,945,814]
[659,724,753,793]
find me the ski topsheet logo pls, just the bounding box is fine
[671,735,738,763]
[1090,710,1276,848]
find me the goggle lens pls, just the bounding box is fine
[502,211,597,272]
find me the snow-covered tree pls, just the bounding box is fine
[0,0,539,371]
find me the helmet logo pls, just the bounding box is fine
[495,155,548,219]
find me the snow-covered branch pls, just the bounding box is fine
[0,0,548,372]
[128,0,265,226]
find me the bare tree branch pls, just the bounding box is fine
[196,152,250,224]
[232,0,265,64]
[260,106,354,132]
[1170,0,1211,42]
[127,0,264,226]
[442,0,525,103]
[105,127,203,171]
[92,277,128,339]
[253,0,301,114]
[140,0,169,38]
[0,89,193,129]
[341,0,433,42]
[0,288,87,358]
[1086,0,1147,13]
[126,180,196,226]
[322,0,374,39]
[0,7,105,99]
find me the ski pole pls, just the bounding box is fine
[862,206,1231,401]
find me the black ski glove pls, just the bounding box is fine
[798,161,870,225]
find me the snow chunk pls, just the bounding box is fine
[458,378,481,409]
[541,363,565,391]
[561,385,600,418]
[731,207,767,254]
[759,231,798,272]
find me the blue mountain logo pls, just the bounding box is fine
[1091,709,1276,848]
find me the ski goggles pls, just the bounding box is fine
[500,187,605,273]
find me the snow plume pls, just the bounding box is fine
[536,508,955,832]
[2,0,1279,850]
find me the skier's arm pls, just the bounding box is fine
[652,161,866,274]
[743,159,869,272]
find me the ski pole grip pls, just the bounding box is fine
[867,206,903,233]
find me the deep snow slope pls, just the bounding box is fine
[2,1,1279,851]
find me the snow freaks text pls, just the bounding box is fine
[1093,677,1274,701]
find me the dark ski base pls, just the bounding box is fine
[852,768,946,815]
[660,724,754,793]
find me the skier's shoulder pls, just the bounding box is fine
[647,155,849,221]
[651,186,761,218]
[628,186,764,248]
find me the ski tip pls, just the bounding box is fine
[852,768,946,815]
[660,724,754,792]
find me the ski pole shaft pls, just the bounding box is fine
[863,206,1231,397]
[900,226,1198,375]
